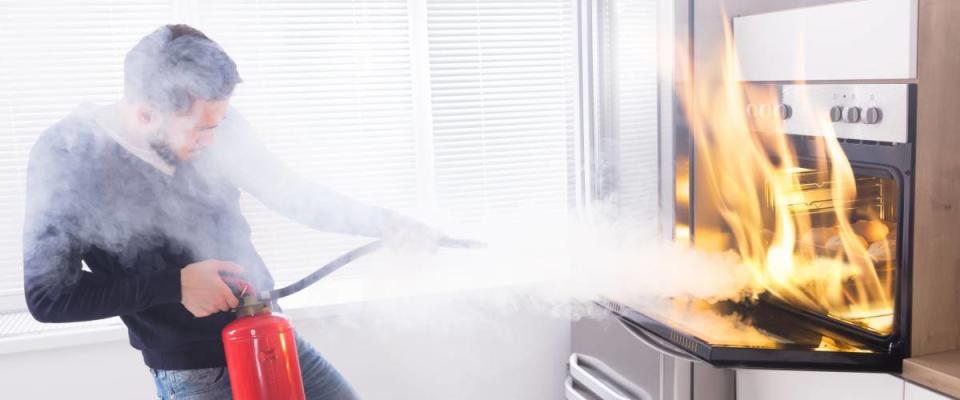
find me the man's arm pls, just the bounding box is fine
[22,132,182,323]
[208,111,432,238]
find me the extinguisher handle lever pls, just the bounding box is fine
[220,272,255,299]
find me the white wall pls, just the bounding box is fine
[0,293,571,399]
[0,338,153,398]
[295,295,572,400]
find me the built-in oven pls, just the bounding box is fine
[577,0,920,378]
[603,81,915,371]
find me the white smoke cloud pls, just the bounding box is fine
[285,210,762,331]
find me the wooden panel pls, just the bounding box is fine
[904,351,960,399]
[911,0,960,357]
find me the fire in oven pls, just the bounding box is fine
[601,82,915,372]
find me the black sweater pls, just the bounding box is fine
[23,106,403,370]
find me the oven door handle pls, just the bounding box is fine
[564,376,591,400]
[615,317,700,362]
[568,353,653,400]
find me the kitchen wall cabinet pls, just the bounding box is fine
[737,370,904,400]
[738,370,957,400]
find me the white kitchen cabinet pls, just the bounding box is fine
[905,382,952,400]
[737,369,905,400]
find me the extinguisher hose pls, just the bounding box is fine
[265,240,385,300]
[264,237,485,300]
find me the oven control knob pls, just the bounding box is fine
[778,104,792,120]
[864,107,883,124]
[757,104,770,117]
[830,106,844,122]
[846,106,862,123]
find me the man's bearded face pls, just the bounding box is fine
[149,99,229,166]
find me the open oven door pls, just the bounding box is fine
[598,296,905,372]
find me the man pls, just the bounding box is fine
[23,24,439,399]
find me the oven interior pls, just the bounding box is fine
[771,161,900,338]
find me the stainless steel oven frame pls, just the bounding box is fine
[605,83,917,372]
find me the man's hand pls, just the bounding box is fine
[383,218,486,251]
[382,218,446,253]
[180,260,243,318]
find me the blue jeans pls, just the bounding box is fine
[151,335,357,399]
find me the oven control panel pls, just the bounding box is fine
[776,84,911,144]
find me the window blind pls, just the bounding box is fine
[0,0,176,308]
[426,0,579,224]
[0,0,586,319]
[193,0,421,286]
[597,0,660,226]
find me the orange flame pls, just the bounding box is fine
[676,19,895,335]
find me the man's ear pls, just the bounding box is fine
[136,105,154,123]
[134,104,162,129]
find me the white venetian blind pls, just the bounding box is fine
[426,0,579,224]
[0,0,585,321]
[193,0,421,286]
[0,0,175,307]
[598,0,660,225]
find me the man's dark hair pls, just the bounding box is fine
[124,24,241,113]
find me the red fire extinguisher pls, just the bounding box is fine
[220,238,483,400]
[219,240,386,400]
[222,289,306,400]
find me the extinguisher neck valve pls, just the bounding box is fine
[235,294,271,318]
